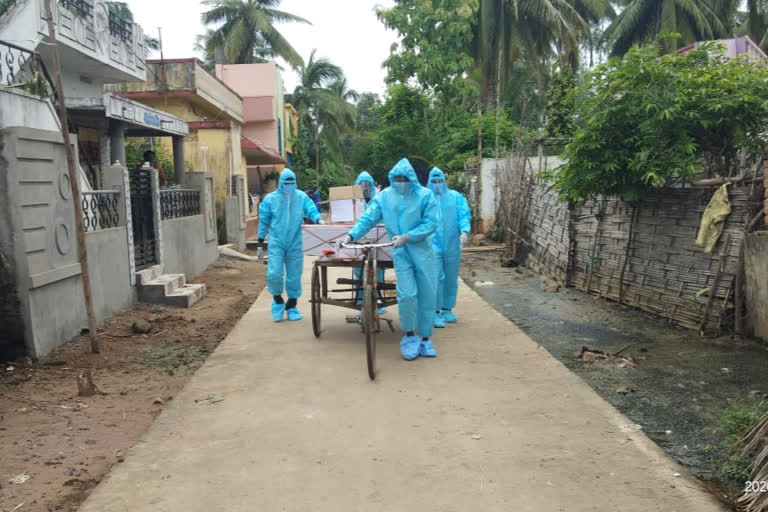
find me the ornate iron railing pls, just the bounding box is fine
[59,0,92,19]
[160,189,201,220]
[82,190,120,232]
[0,40,57,101]
[108,14,133,43]
[0,0,19,18]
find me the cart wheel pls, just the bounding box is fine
[362,283,376,380]
[311,263,322,338]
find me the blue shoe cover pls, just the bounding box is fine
[286,308,304,321]
[419,340,437,357]
[271,302,286,322]
[400,335,421,361]
[442,310,457,323]
[434,313,446,328]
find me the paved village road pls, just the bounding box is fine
[79,260,724,512]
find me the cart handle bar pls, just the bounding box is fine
[340,242,394,249]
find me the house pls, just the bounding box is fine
[0,0,189,190]
[214,62,289,195]
[0,0,218,360]
[106,58,269,246]
[678,35,768,61]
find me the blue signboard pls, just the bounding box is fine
[144,112,162,127]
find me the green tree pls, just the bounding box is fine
[200,0,309,68]
[377,0,478,98]
[544,41,768,203]
[544,63,576,137]
[289,50,357,175]
[366,85,435,184]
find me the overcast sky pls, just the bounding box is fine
[127,0,397,96]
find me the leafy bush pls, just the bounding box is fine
[125,138,174,182]
[544,39,768,203]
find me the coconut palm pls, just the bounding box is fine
[603,0,730,56]
[737,0,768,50]
[290,50,357,172]
[474,0,595,110]
[329,77,360,103]
[200,0,309,69]
[195,28,274,70]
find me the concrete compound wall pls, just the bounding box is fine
[85,227,135,322]
[0,87,60,132]
[745,231,768,341]
[161,171,219,278]
[161,216,218,278]
[0,126,87,357]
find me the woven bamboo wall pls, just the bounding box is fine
[521,184,571,282]
[518,185,759,331]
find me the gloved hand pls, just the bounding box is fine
[460,232,469,248]
[318,219,326,225]
[338,235,353,250]
[392,234,410,248]
[257,246,265,262]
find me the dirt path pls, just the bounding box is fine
[75,261,722,512]
[0,258,265,512]
[461,251,768,504]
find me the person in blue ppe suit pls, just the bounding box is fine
[353,171,387,315]
[428,167,471,324]
[341,159,440,361]
[257,169,325,322]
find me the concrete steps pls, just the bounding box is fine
[136,265,206,308]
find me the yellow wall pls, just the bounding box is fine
[137,97,247,211]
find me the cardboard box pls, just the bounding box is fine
[302,224,392,261]
[329,185,366,223]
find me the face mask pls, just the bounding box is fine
[394,181,410,195]
[282,183,296,196]
[431,180,446,195]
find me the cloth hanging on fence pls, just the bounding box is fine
[696,184,731,254]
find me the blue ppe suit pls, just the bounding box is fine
[353,171,386,297]
[428,167,472,311]
[258,169,322,299]
[349,159,440,338]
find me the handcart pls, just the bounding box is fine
[310,242,395,380]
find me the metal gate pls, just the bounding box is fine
[129,168,157,271]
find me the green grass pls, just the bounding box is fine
[717,401,768,482]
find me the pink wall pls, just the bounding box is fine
[243,97,274,122]
[244,122,279,150]
[216,62,278,97]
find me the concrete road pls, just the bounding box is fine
[79,262,724,512]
